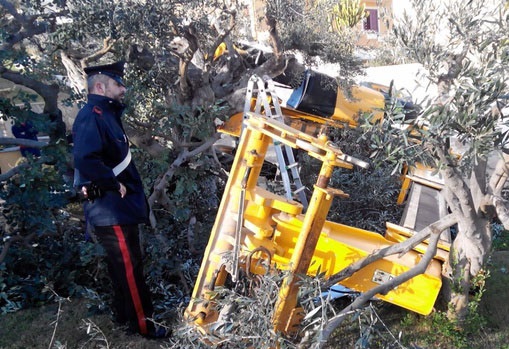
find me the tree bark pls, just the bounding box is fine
[61,51,86,96]
[439,149,492,323]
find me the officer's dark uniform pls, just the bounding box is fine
[72,62,160,337]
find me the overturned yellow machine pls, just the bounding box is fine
[185,75,448,336]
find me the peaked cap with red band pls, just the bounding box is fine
[84,61,126,87]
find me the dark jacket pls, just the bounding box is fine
[72,94,148,227]
[12,121,41,157]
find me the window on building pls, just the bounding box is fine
[363,9,379,32]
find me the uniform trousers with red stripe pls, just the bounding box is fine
[95,224,155,336]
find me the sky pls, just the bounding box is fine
[391,0,413,19]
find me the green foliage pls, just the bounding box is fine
[267,0,363,80]
[56,0,245,104]
[467,270,489,331]
[312,125,404,233]
[6,1,509,347]
[0,94,40,124]
[2,163,64,236]
[398,311,468,348]
[492,223,509,251]
[428,311,469,348]
[356,90,432,172]
[328,166,403,233]
[1,0,233,330]
[392,0,509,165]
[133,142,222,224]
[367,36,413,67]
[385,3,509,329]
[118,146,221,314]
[167,271,334,348]
[0,224,106,314]
[0,138,72,236]
[126,95,227,148]
[398,281,489,349]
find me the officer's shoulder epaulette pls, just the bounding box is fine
[92,106,103,115]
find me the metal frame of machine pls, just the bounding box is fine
[185,107,446,336]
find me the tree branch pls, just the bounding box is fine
[60,51,86,95]
[80,37,116,68]
[435,146,476,220]
[469,155,487,214]
[323,213,457,289]
[265,7,283,59]
[0,161,29,181]
[147,133,220,227]
[487,151,509,196]
[1,69,60,113]
[60,37,117,98]
[0,0,60,50]
[320,228,443,345]
[207,8,236,64]
[0,137,46,148]
[490,196,509,230]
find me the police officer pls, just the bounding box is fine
[72,61,167,338]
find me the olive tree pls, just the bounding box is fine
[0,0,365,285]
[391,0,509,324]
[321,1,509,340]
[0,0,73,263]
[1,0,365,232]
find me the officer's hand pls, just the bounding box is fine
[81,186,88,198]
[119,182,127,198]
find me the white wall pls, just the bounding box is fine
[363,63,437,103]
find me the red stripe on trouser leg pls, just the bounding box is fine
[113,225,148,334]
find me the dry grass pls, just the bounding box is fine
[0,298,168,349]
[1,252,508,349]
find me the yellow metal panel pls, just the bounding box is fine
[219,85,386,139]
[0,148,22,173]
[271,214,442,315]
[185,123,271,325]
[219,111,243,137]
[332,85,385,125]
